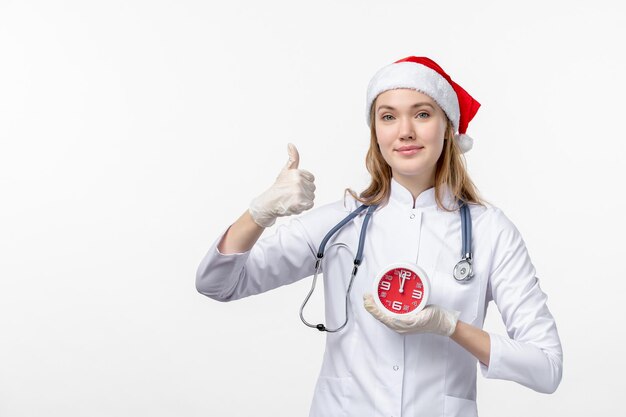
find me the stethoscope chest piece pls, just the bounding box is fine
[453,258,473,282]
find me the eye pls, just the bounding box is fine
[416,112,430,119]
[381,114,394,121]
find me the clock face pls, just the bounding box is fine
[373,262,430,316]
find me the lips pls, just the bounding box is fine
[396,146,423,152]
[394,145,424,156]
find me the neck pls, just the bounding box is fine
[392,172,436,208]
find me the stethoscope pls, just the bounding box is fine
[299,200,473,333]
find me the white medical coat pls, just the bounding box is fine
[196,178,563,417]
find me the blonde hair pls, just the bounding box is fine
[345,101,487,212]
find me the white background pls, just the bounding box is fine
[1,0,624,416]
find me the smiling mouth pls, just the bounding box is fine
[396,147,424,154]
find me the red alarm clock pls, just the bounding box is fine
[372,262,431,316]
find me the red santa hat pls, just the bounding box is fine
[366,56,481,153]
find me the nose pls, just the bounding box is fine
[399,116,415,141]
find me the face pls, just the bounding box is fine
[374,88,447,185]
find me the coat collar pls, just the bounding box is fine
[389,177,456,210]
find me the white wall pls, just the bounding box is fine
[1,0,624,415]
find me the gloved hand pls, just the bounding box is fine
[363,293,460,336]
[248,143,316,228]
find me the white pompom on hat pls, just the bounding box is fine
[366,56,480,153]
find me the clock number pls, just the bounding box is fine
[392,301,402,311]
[380,281,391,291]
[412,289,423,300]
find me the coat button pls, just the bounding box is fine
[393,365,399,371]
[409,214,415,219]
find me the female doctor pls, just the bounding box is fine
[196,56,563,417]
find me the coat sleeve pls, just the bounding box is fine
[479,208,563,394]
[195,215,318,302]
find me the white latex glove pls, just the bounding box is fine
[363,293,460,337]
[248,143,316,228]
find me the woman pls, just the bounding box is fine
[196,56,563,417]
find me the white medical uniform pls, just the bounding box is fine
[196,178,563,417]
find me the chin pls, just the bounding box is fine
[392,169,428,178]
[392,163,428,174]
[391,163,436,178]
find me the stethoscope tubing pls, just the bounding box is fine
[300,204,377,332]
[461,201,471,259]
[300,198,473,332]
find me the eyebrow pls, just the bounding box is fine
[377,102,435,112]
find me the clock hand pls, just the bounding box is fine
[399,275,406,294]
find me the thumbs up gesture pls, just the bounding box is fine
[249,143,316,228]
